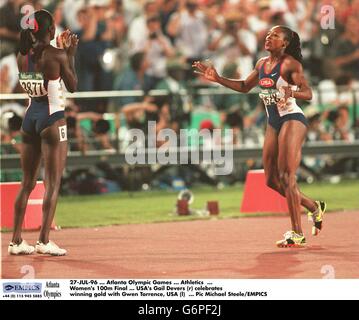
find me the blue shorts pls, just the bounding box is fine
[266,105,308,132]
[22,96,65,136]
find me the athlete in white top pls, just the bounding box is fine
[8,9,78,256]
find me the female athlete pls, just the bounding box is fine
[193,25,326,247]
[8,9,78,255]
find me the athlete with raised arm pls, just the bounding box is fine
[8,9,78,255]
[193,25,326,247]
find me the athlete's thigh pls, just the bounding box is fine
[277,120,307,172]
[262,124,279,178]
[40,119,68,181]
[20,131,42,182]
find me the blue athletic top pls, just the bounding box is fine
[20,51,66,135]
[19,52,65,111]
[258,57,304,117]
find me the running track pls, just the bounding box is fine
[1,211,358,279]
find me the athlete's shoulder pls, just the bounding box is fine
[44,45,64,55]
[45,46,68,63]
[255,57,268,70]
[282,54,301,70]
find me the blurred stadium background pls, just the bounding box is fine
[0,0,358,224]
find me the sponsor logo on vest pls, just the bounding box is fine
[259,78,274,87]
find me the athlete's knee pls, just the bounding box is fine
[42,185,60,210]
[266,176,280,192]
[21,179,37,194]
[278,170,297,189]
[45,182,61,197]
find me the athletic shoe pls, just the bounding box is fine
[276,231,306,248]
[35,240,67,256]
[308,201,327,236]
[8,240,35,255]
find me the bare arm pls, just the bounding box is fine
[236,39,251,56]
[208,33,224,51]
[76,112,103,121]
[58,34,78,93]
[16,53,25,73]
[16,54,30,98]
[75,126,88,154]
[282,58,312,101]
[217,68,259,93]
[334,49,359,66]
[157,36,175,57]
[167,13,181,37]
[192,59,261,93]
[59,51,77,92]
[122,102,158,115]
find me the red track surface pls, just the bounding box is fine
[2,211,358,279]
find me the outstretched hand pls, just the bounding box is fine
[192,60,220,83]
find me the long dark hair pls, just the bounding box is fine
[278,25,303,63]
[19,10,53,55]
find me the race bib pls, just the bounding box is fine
[259,89,282,107]
[19,72,47,97]
[58,125,67,142]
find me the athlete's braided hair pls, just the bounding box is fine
[278,25,303,64]
[19,10,53,55]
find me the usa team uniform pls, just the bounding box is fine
[258,58,308,132]
[20,52,65,136]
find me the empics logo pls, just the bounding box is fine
[4,285,14,291]
[3,282,42,293]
